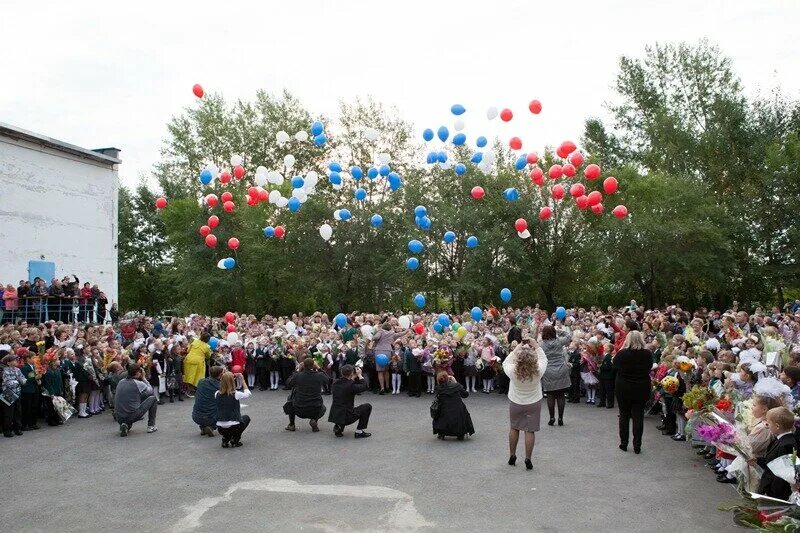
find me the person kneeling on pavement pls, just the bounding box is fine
[192,366,224,437]
[329,364,372,439]
[114,364,158,436]
[215,371,251,448]
[283,358,328,432]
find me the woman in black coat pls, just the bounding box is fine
[432,371,475,440]
[613,331,653,454]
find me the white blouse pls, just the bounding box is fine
[503,346,548,405]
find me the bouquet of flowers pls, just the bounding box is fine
[682,385,717,412]
[43,347,60,367]
[432,347,451,367]
[661,375,679,395]
[715,398,734,413]
[474,358,485,372]
[30,355,45,381]
[35,340,46,355]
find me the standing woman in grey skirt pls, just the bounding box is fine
[503,341,548,470]
[539,325,573,426]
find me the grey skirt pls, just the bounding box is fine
[509,399,542,433]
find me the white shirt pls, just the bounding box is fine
[214,389,251,427]
[503,346,548,405]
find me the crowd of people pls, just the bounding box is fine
[2,300,800,527]
[0,276,117,325]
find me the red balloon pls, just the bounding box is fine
[569,152,585,167]
[208,215,220,229]
[257,188,268,202]
[219,170,232,184]
[612,205,628,219]
[548,164,563,179]
[227,237,240,250]
[206,194,219,208]
[530,167,545,186]
[247,186,258,198]
[509,137,522,150]
[552,184,565,200]
[470,186,485,200]
[603,176,618,195]
[576,195,589,210]
[274,226,286,239]
[225,311,236,323]
[233,165,246,179]
[221,191,233,203]
[587,190,603,206]
[199,225,211,237]
[539,206,552,221]
[526,152,539,165]
[413,323,425,335]
[569,183,586,198]
[562,163,576,178]
[528,100,542,114]
[559,141,577,157]
[246,196,258,207]
[227,325,237,334]
[500,108,513,122]
[223,201,235,213]
[591,203,604,215]
[192,84,204,98]
[205,234,218,248]
[514,218,528,232]
[584,163,601,180]
[155,197,167,209]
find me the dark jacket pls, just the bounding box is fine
[192,377,220,426]
[432,381,475,437]
[328,377,368,425]
[613,348,653,404]
[286,370,328,410]
[757,433,797,500]
[507,326,522,346]
[403,347,421,373]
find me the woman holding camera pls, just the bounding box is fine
[215,371,251,448]
[432,371,474,440]
[503,341,548,470]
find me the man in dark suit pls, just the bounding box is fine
[283,358,328,432]
[755,407,798,499]
[328,364,371,439]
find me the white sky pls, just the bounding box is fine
[1,0,798,187]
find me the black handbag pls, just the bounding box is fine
[429,397,441,419]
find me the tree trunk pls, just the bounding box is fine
[776,283,785,309]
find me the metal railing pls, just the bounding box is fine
[0,296,110,325]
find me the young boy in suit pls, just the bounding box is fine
[754,407,798,500]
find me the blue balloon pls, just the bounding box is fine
[503,188,520,202]
[413,293,426,308]
[500,288,512,303]
[418,216,432,230]
[470,152,483,164]
[339,209,352,221]
[433,322,444,333]
[514,156,527,171]
[451,104,466,115]
[452,133,466,146]
[313,134,327,146]
[291,176,304,188]
[426,152,437,164]
[351,166,363,180]
[379,165,391,177]
[476,136,488,148]
[311,121,324,136]
[367,167,379,180]
[376,354,389,367]
[454,163,466,176]
[388,172,402,190]
[470,306,483,322]
[223,257,236,269]
[443,231,456,243]
[328,162,342,173]
[437,126,449,142]
[263,226,275,238]
[408,239,424,254]
[406,257,420,270]
[199,169,213,185]
[370,214,383,227]
[334,313,347,328]
[466,235,478,248]
[437,151,448,163]
[355,188,367,201]
[422,128,434,142]
[287,197,301,212]
[329,172,342,185]
[209,337,219,351]
[414,205,427,218]
[437,313,451,327]
[556,306,566,321]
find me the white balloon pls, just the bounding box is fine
[377,152,391,165]
[226,332,239,344]
[206,163,219,178]
[276,196,289,208]
[486,107,498,120]
[304,172,319,189]
[454,119,465,132]
[294,131,309,142]
[254,174,267,187]
[478,161,490,173]
[360,324,374,338]
[334,209,342,221]
[256,165,268,177]
[230,154,243,167]
[364,128,379,141]
[398,315,411,330]
[518,229,531,239]
[293,188,308,202]
[268,190,281,204]
[319,223,333,241]
[276,131,290,144]
[332,181,343,190]
[285,321,297,334]
[217,259,227,269]
[439,161,452,170]
[283,154,295,169]
[484,152,496,164]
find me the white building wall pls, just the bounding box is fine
[0,136,119,305]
